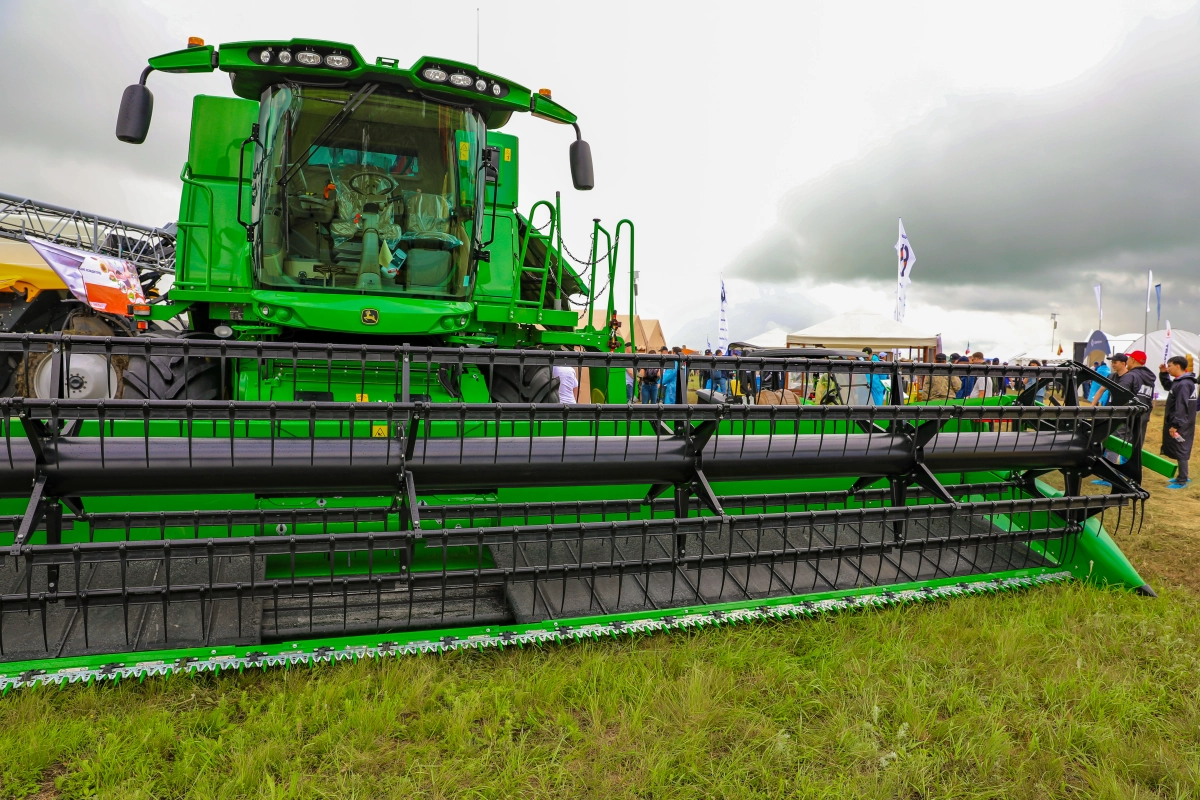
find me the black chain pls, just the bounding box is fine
[561,232,619,268]
[536,226,623,309]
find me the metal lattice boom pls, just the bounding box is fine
[0,192,175,275]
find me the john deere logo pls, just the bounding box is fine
[361,308,380,326]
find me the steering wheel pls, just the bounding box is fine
[348,170,398,196]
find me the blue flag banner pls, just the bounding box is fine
[717,280,729,352]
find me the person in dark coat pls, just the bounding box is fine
[1121,351,1156,396]
[1123,350,1157,442]
[955,356,975,399]
[1158,355,1197,488]
[1095,352,1156,480]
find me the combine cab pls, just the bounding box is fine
[0,37,1159,688]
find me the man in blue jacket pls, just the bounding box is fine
[862,348,887,405]
[956,355,976,399]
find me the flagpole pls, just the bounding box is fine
[1144,269,1151,350]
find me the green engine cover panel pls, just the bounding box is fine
[176,95,258,292]
[188,95,258,179]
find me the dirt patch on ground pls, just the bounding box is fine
[31,764,64,799]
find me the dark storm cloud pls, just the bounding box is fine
[0,1,225,200]
[730,9,1200,333]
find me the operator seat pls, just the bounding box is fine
[331,165,403,288]
[401,191,458,293]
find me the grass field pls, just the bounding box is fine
[2,409,1199,799]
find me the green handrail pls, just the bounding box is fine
[553,191,565,309]
[176,163,215,292]
[585,219,611,331]
[612,219,635,352]
[513,200,557,321]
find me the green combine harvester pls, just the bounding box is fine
[0,37,1162,689]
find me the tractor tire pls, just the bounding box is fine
[122,331,223,400]
[487,363,560,404]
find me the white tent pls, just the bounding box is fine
[786,312,939,356]
[1106,331,1142,356]
[742,326,790,348]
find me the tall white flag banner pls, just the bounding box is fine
[1163,320,1173,366]
[1093,283,1103,327]
[717,279,729,352]
[1146,270,1153,313]
[893,218,915,323]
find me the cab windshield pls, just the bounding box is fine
[255,84,484,299]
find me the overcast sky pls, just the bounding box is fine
[2,0,1196,357]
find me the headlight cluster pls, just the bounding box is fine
[251,47,355,70]
[421,66,506,98]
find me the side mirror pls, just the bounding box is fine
[570,139,594,191]
[116,83,154,144]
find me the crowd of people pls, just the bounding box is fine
[551,341,1197,489]
[1081,349,1194,490]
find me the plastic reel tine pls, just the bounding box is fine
[751,515,765,596]
[375,576,383,630]
[341,578,349,633]
[139,336,153,403]
[439,543,450,621]
[630,521,647,609]
[120,585,130,647]
[307,580,315,634]
[327,536,336,584]
[472,537,483,623]
[457,405,466,465]
[325,344,333,395]
[38,593,49,652]
[491,404,502,464]
[613,531,624,611]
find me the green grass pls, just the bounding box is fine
[1,583,1199,799]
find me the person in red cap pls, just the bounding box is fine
[1093,351,1156,483]
[1123,350,1156,448]
[1109,351,1156,406]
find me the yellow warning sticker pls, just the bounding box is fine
[356,393,369,402]
[504,148,512,162]
[371,424,388,438]
[459,140,470,161]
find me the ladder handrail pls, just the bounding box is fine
[512,200,558,320]
[612,219,636,352]
[585,219,611,330]
[176,162,215,291]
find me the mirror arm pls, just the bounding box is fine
[138,66,155,86]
